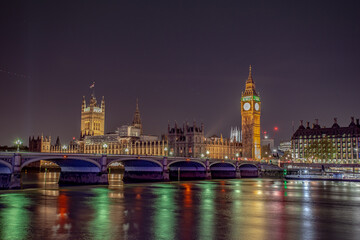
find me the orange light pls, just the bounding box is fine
[63,155,67,159]
[186,158,190,161]
[274,127,279,131]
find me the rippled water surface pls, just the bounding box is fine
[1,175,360,240]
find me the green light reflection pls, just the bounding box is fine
[87,188,112,240]
[198,182,215,240]
[0,193,31,240]
[152,184,176,240]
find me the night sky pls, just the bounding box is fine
[1,1,360,146]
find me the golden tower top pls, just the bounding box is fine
[243,65,258,97]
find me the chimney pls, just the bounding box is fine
[351,116,355,123]
[306,122,310,128]
[315,119,319,125]
[334,117,337,123]
[300,120,303,126]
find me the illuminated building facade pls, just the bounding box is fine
[241,66,261,160]
[167,122,241,159]
[292,118,360,163]
[29,135,51,152]
[80,94,105,138]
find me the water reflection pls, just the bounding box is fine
[87,188,112,240]
[0,193,30,240]
[0,178,360,239]
[152,184,176,240]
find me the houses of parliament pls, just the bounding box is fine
[29,66,261,160]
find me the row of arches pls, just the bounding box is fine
[0,158,259,183]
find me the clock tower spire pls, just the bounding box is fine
[241,65,261,160]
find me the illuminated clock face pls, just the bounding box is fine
[243,102,251,111]
[255,103,260,111]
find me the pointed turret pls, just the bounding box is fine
[101,96,105,111]
[132,98,142,134]
[82,96,86,112]
[243,65,258,96]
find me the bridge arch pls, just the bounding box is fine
[20,156,101,172]
[168,160,206,169]
[168,160,206,180]
[0,160,12,174]
[209,162,236,168]
[209,162,236,179]
[239,163,259,178]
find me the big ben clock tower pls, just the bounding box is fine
[241,65,261,160]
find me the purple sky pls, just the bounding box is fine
[1,1,360,146]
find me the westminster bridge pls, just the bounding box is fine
[0,152,267,189]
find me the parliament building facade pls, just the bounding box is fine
[30,66,264,161]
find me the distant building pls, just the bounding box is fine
[82,99,164,155]
[167,122,241,159]
[292,118,360,163]
[230,126,241,142]
[117,125,141,137]
[278,141,291,153]
[29,135,51,152]
[261,136,274,157]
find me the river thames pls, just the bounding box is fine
[1,175,360,240]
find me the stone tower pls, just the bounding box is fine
[241,65,261,160]
[80,94,105,139]
[132,98,142,134]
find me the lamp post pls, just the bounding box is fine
[62,145,67,153]
[103,143,108,154]
[164,147,168,156]
[125,148,129,155]
[15,139,22,152]
[206,150,210,159]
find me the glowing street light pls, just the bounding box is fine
[125,148,129,154]
[15,139,22,152]
[62,145,67,152]
[201,153,205,158]
[225,155,228,159]
[103,143,108,154]
[170,151,174,156]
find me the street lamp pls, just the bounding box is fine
[201,153,205,158]
[164,147,168,156]
[125,148,129,154]
[170,151,174,156]
[206,150,210,159]
[62,145,67,152]
[225,155,228,160]
[103,143,108,154]
[15,139,22,152]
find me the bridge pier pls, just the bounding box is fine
[162,157,169,181]
[235,161,241,178]
[9,154,22,189]
[205,159,211,179]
